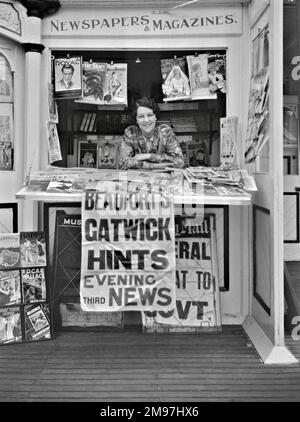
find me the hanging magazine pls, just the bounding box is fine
[54,56,83,99]
[220,116,239,168]
[76,61,127,106]
[20,232,46,268]
[161,57,191,102]
[46,121,62,164]
[187,54,216,100]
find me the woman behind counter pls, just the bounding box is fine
[119,97,184,170]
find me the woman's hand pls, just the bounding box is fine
[135,153,152,161]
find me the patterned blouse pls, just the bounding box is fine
[119,123,184,170]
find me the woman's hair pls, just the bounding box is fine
[132,96,160,120]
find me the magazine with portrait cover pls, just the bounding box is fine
[0,270,21,307]
[54,56,83,99]
[0,306,22,344]
[76,61,128,106]
[207,53,226,95]
[20,232,47,268]
[161,57,191,102]
[24,303,51,342]
[21,267,46,304]
[0,233,20,270]
[187,54,217,100]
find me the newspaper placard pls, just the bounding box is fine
[46,121,62,164]
[80,185,176,312]
[0,270,21,306]
[21,267,46,303]
[142,214,221,331]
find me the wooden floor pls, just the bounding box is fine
[0,325,300,402]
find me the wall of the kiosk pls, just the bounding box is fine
[39,3,251,325]
[0,34,25,231]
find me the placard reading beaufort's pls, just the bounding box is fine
[80,186,176,312]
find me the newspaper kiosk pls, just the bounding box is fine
[0,0,296,363]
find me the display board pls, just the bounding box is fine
[0,232,52,345]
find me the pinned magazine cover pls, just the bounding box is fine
[20,232,46,268]
[0,270,21,307]
[76,61,127,106]
[97,136,120,169]
[220,116,239,169]
[48,83,58,123]
[187,54,216,100]
[0,233,20,270]
[0,306,22,344]
[0,148,13,170]
[24,303,51,342]
[54,56,83,99]
[21,268,46,303]
[46,121,62,164]
[208,53,226,95]
[161,57,191,102]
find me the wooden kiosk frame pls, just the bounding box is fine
[0,0,297,363]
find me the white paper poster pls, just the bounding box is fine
[142,214,221,330]
[80,184,176,312]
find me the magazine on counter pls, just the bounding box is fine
[21,267,46,303]
[97,136,121,169]
[0,233,20,270]
[24,303,51,342]
[161,57,191,102]
[20,232,46,268]
[0,306,22,344]
[0,270,21,307]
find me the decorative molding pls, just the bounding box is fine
[0,2,21,35]
[22,42,45,53]
[18,0,60,19]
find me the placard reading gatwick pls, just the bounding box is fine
[43,6,242,38]
[80,182,176,312]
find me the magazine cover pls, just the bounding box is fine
[161,57,191,102]
[208,53,226,95]
[0,270,21,306]
[76,62,127,106]
[48,83,58,123]
[24,303,51,342]
[97,136,120,169]
[0,306,22,344]
[0,233,20,270]
[0,103,13,144]
[21,267,46,303]
[187,54,216,100]
[78,140,97,168]
[0,147,13,170]
[0,53,13,102]
[220,116,239,168]
[54,56,83,99]
[20,232,46,268]
[46,121,62,164]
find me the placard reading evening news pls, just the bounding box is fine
[80,186,176,312]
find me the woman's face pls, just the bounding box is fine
[136,106,157,137]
